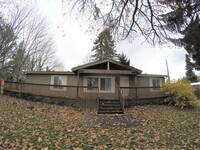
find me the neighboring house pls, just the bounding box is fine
[191,82,200,98]
[25,58,167,100]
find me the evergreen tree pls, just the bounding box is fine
[185,54,198,82]
[91,28,117,60]
[4,42,26,81]
[0,16,16,79]
[118,52,130,66]
[161,2,200,70]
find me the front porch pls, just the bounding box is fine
[3,81,166,114]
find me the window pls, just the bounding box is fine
[54,76,64,89]
[152,79,161,90]
[87,78,98,90]
[85,77,114,93]
[100,78,111,91]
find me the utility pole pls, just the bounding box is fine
[166,59,170,82]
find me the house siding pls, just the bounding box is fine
[67,75,78,86]
[136,76,165,98]
[25,73,165,99]
[26,75,51,84]
[120,76,129,97]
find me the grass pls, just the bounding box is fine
[0,95,200,149]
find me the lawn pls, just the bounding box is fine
[0,95,200,149]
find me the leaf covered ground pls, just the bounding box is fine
[0,95,200,149]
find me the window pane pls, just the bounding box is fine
[105,78,111,91]
[54,77,59,85]
[152,79,160,90]
[87,78,98,90]
[54,76,64,89]
[100,78,105,90]
[100,78,111,91]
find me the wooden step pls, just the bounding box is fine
[99,103,121,106]
[98,99,123,114]
[99,107,122,110]
[98,110,123,114]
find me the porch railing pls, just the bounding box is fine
[120,86,165,100]
[4,81,99,100]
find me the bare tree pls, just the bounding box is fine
[66,0,168,44]
[29,37,64,71]
[6,3,63,66]
[0,2,64,80]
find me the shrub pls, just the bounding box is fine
[162,81,198,108]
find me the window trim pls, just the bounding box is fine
[84,76,115,93]
[150,78,162,92]
[50,75,67,91]
[87,77,98,91]
[100,78,112,91]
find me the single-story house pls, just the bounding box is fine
[25,58,167,100]
[191,82,200,98]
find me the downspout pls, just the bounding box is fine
[134,75,138,99]
[77,70,80,98]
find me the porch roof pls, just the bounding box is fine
[71,58,142,75]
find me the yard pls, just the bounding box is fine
[0,95,200,149]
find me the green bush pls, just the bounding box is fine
[162,81,198,108]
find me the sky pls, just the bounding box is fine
[33,0,193,80]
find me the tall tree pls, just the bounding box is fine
[1,2,64,76]
[185,54,198,82]
[0,16,16,79]
[161,1,200,70]
[92,28,117,60]
[4,41,26,81]
[66,0,200,68]
[67,0,168,43]
[118,52,130,66]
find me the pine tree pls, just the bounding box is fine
[185,54,198,83]
[118,52,130,66]
[0,16,16,79]
[161,3,200,70]
[91,28,117,60]
[5,42,26,81]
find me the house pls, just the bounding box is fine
[191,82,200,98]
[25,58,167,100]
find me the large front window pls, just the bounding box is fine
[86,77,114,93]
[87,78,98,90]
[100,78,111,91]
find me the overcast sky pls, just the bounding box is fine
[33,0,192,80]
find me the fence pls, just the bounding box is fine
[120,86,166,100]
[4,81,99,100]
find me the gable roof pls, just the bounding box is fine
[71,58,142,74]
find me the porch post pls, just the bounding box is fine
[107,61,110,70]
